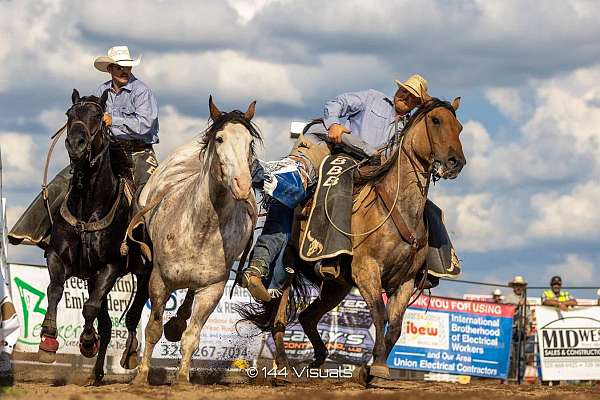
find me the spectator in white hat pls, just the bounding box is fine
[492,289,503,303]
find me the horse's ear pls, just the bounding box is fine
[209,95,221,121]
[99,89,109,109]
[245,100,256,121]
[451,97,461,111]
[72,89,80,104]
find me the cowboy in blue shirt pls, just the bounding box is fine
[242,75,429,302]
[9,46,159,248]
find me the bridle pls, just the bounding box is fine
[323,102,451,238]
[67,101,111,168]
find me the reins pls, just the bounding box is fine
[43,100,118,230]
[323,107,436,239]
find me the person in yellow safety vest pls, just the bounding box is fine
[542,276,577,311]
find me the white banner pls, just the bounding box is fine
[9,263,135,356]
[537,305,600,380]
[141,280,262,362]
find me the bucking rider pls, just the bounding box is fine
[242,75,431,302]
[9,45,159,248]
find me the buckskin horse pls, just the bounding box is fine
[128,97,260,386]
[236,97,465,385]
[38,90,150,384]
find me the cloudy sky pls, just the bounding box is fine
[2,0,599,299]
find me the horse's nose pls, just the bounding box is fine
[66,136,87,155]
[233,176,251,200]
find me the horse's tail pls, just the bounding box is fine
[121,186,171,261]
[234,267,316,332]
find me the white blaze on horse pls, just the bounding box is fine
[130,97,259,385]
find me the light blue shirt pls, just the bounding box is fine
[95,75,159,144]
[323,89,403,148]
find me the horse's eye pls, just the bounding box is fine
[432,117,441,125]
[215,136,224,144]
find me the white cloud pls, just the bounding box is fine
[528,180,600,240]
[142,50,303,106]
[484,87,526,121]
[544,254,596,285]
[430,191,525,252]
[0,132,38,187]
[5,205,26,231]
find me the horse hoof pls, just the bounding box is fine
[172,375,192,389]
[369,363,390,379]
[79,331,100,358]
[37,348,57,364]
[308,352,327,369]
[131,373,149,386]
[121,351,138,369]
[164,317,187,342]
[86,374,104,387]
[354,365,369,387]
[120,335,139,369]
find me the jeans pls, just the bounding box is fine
[250,199,294,277]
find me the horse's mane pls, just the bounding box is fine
[200,110,262,157]
[355,98,456,185]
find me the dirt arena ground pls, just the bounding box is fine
[2,373,599,400]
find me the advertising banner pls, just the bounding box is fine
[388,295,515,379]
[9,263,134,355]
[536,306,600,380]
[141,280,262,362]
[265,289,374,365]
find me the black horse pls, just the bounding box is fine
[38,89,150,384]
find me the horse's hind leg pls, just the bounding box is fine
[272,287,290,369]
[298,280,351,368]
[90,298,111,385]
[175,281,226,386]
[39,252,66,363]
[132,268,169,385]
[120,270,150,369]
[163,289,194,342]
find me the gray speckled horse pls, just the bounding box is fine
[131,97,260,385]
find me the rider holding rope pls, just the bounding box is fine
[8,46,159,249]
[242,75,430,302]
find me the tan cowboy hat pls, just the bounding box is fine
[508,275,527,287]
[395,74,429,100]
[94,46,141,73]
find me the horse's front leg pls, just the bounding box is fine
[384,278,415,357]
[353,257,389,379]
[89,298,111,385]
[175,281,226,387]
[39,251,67,363]
[80,263,120,359]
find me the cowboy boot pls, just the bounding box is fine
[241,260,272,302]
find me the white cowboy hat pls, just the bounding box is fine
[508,275,527,287]
[395,74,430,100]
[492,289,502,296]
[94,46,141,73]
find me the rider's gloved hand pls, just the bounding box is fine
[328,123,349,144]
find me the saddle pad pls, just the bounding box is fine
[425,200,461,278]
[300,154,355,262]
